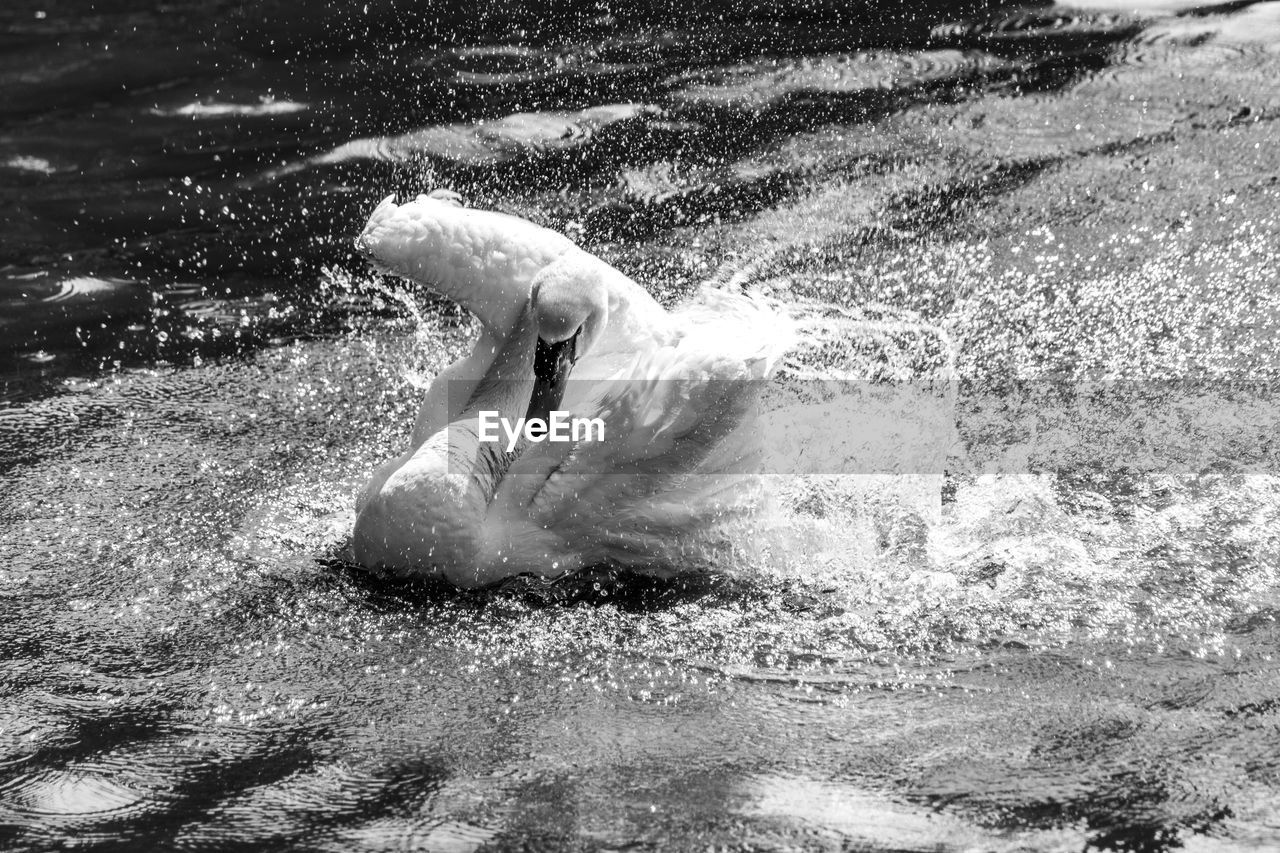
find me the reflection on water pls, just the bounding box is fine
[4,0,1280,849]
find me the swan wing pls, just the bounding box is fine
[490,290,792,548]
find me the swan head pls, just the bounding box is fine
[522,257,611,415]
[532,254,609,361]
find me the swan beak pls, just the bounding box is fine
[528,330,579,419]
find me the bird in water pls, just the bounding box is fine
[351,191,792,587]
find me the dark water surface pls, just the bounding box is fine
[4,1,1280,850]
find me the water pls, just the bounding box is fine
[3,0,1280,849]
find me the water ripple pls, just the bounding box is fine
[423,44,642,87]
[930,9,1136,45]
[306,103,658,169]
[150,99,309,118]
[891,89,1195,161]
[668,49,1017,111]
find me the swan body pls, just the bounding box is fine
[352,193,792,587]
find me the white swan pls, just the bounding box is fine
[351,192,792,587]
